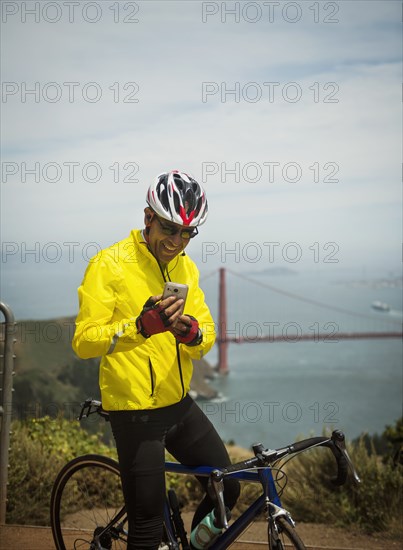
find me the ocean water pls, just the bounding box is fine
[197,268,402,448]
[199,338,402,449]
[1,261,402,449]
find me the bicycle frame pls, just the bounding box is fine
[165,461,283,549]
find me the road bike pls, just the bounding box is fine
[50,398,360,549]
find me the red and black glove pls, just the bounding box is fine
[136,297,171,338]
[172,315,203,346]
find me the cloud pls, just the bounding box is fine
[1,0,401,277]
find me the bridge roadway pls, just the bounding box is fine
[221,332,403,343]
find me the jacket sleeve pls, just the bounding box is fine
[180,265,216,360]
[72,253,146,359]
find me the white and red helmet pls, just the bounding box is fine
[146,170,208,227]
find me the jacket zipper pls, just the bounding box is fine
[175,341,185,400]
[156,258,185,400]
[148,358,155,397]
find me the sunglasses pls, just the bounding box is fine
[154,215,199,239]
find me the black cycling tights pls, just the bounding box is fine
[109,395,240,550]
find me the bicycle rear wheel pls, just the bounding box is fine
[50,454,127,550]
[268,517,306,550]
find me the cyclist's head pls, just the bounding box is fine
[146,170,208,227]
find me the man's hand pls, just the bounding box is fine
[136,295,185,338]
[170,314,202,346]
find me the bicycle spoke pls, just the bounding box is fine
[51,455,127,550]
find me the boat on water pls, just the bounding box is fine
[371,300,390,312]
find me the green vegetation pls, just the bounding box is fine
[355,416,403,466]
[7,416,116,525]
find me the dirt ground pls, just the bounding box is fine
[1,519,401,550]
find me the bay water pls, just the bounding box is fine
[198,268,402,448]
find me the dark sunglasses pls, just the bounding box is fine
[154,215,199,239]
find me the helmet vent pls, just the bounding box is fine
[173,191,180,215]
[173,174,185,190]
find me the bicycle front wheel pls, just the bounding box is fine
[268,517,306,550]
[50,454,127,550]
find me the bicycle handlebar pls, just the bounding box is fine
[288,432,350,486]
[329,429,360,485]
[219,429,360,485]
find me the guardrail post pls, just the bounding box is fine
[0,302,16,525]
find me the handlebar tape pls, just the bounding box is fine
[327,441,348,486]
[289,436,328,453]
[290,436,348,486]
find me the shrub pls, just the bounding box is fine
[7,416,116,525]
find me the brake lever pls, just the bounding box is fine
[332,430,361,483]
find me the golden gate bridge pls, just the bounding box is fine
[201,268,403,375]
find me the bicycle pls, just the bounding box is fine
[50,398,360,550]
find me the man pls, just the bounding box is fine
[73,170,239,549]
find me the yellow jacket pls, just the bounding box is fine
[72,230,216,410]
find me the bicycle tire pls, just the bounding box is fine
[50,454,127,550]
[268,516,306,550]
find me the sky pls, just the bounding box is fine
[0,0,402,319]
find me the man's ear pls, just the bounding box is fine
[144,208,153,226]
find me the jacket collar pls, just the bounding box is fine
[131,229,185,273]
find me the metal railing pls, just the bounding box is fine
[0,302,16,524]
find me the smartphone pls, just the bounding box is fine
[162,282,188,317]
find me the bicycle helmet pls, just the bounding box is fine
[146,170,208,227]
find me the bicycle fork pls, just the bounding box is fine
[266,501,295,549]
[260,459,296,550]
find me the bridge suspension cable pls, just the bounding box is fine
[227,268,402,326]
[198,269,402,374]
[199,269,218,283]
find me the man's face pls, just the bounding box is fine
[144,208,194,264]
